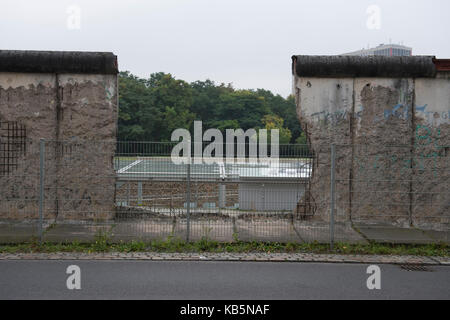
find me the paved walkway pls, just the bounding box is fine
[1,252,449,265]
[2,219,449,244]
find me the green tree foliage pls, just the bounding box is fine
[261,114,292,144]
[118,71,305,142]
[295,132,308,145]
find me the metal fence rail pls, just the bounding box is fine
[0,140,448,245]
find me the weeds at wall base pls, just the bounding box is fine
[0,237,448,257]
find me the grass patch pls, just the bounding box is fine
[0,239,448,256]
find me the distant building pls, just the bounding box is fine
[342,44,412,57]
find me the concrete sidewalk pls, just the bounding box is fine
[0,220,448,244]
[1,220,367,243]
[355,224,450,244]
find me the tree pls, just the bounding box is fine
[295,132,307,145]
[118,72,195,141]
[118,71,304,143]
[261,114,292,144]
[118,71,161,141]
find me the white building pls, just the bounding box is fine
[342,44,412,57]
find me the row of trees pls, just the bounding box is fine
[118,71,306,144]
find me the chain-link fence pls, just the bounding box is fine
[333,143,449,244]
[0,139,448,245]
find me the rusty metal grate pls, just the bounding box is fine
[399,264,433,272]
[0,121,27,176]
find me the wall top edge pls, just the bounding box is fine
[291,55,444,78]
[0,50,118,75]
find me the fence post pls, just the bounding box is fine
[219,184,226,209]
[38,139,45,244]
[186,159,191,243]
[330,144,336,250]
[137,181,143,205]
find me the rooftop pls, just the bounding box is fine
[115,157,312,182]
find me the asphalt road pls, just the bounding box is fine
[0,260,448,300]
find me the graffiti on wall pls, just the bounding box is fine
[373,103,410,123]
[415,104,450,126]
[311,102,449,126]
[310,108,349,125]
[353,124,447,176]
[309,100,448,176]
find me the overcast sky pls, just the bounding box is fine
[2,0,449,97]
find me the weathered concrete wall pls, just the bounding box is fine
[294,78,353,220]
[0,50,118,221]
[292,56,449,227]
[413,76,450,227]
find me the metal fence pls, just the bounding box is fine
[333,143,449,244]
[0,139,448,245]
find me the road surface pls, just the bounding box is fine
[0,260,448,299]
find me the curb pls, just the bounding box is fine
[0,252,449,265]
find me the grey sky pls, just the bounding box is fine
[2,0,449,97]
